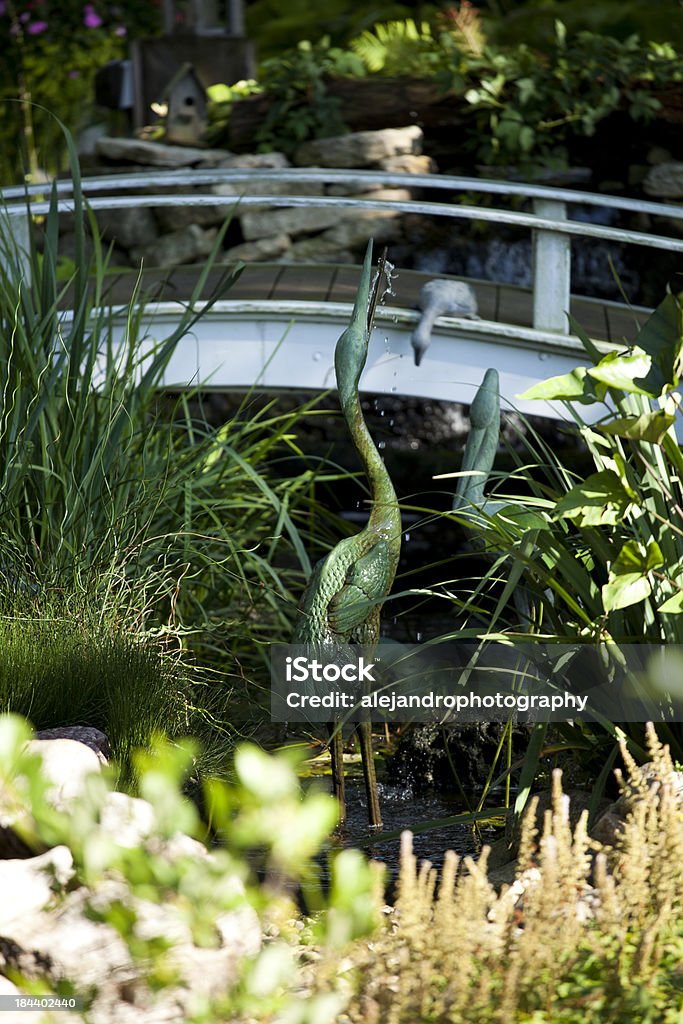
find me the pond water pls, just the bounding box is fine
[308,773,497,891]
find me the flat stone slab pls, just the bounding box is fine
[96,137,231,168]
[644,161,683,198]
[293,125,423,168]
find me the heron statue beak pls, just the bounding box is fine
[366,245,387,336]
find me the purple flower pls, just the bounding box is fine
[19,11,29,21]
[68,69,80,78]
[83,4,102,28]
[27,19,48,34]
[115,24,126,36]
[0,3,7,17]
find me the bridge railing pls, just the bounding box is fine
[3,167,683,337]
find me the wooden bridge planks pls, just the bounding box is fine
[98,261,648,347]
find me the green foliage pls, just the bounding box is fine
[341,731,683,1023]
[445,288,683,774]
[483,0,683,52]
[205,79,262,147]
[0,594,192,786]
[221,14,683,169]
[456,25,678,169]
[0,134,344,743]
[244,0,436,61]
[253,38,366,155]
[350,19,441,76]
[514,289,683,639]
[0,3,160,183]
[0,713,379,1021]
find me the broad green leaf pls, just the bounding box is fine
[587,350,653,394]
[612,539,663,574]
[602,541,662,611]
[602,572,651,611]
[599,411,675,444]
[234,744,299,801]
[553,470,634,526]
[658,591,683,614]
[518,366,602,403]
[207,83,233,103]
[604,452,638,499]
[496,505,550,531]
[632,291,683,395]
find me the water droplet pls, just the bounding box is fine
[313,351,322,361]
[380,409,385,417]
[416,631,423,642]
[378,440,386,450]
[391,386,397,392]
[405,532,411,542]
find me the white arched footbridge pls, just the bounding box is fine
[2,167,681,420]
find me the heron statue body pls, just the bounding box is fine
[293,242,402,828]
[411,279,479,366]
[452,368,500,516]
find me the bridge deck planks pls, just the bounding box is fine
[100,262,647,347]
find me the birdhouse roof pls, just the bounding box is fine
[157,63,207,102]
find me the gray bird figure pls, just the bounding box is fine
[411,279,479,366]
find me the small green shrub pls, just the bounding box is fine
[0,714,377,1022]
[253,38,366,154]
[216,15,683,168]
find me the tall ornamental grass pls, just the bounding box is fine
[0,134,341,746]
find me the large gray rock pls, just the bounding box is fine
[0,876,261,1024]
[322,209,404,249]
[239,205,341,241]
[35,726,112,765]
[279,236,354,264]
[154,203,233,233]
[96,207,158,250]
[25,738,103,806]
[643,161,683,198]
[293,126,423,168]
[224,234,291,261]
[218,152,290,169]
[377,153,436,174]
[131,224,218,268]
[590,761,683,848]
[239,185,410,242]
[0,737,104,859]
[96,137,230,168]
[212,180,324,199]
[0,846,74,925]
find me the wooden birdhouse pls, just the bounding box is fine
[130,0,254,130]
[157,63,208,145]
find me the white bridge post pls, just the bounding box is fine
[532,199,570,334]
[2,209,31,288]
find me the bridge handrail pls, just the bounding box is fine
[2,166,680,335]
[3,192,682,255]
[3,167,683,223]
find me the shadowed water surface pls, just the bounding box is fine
[309,776,486,888]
